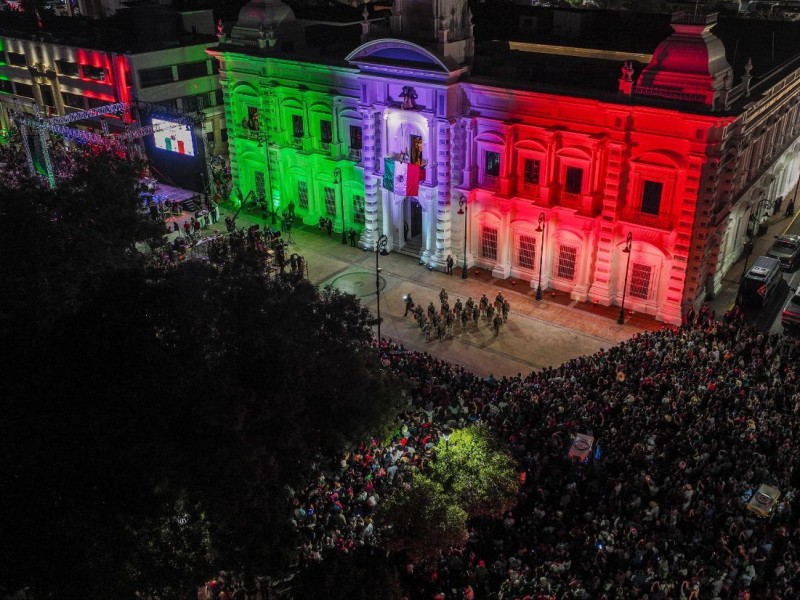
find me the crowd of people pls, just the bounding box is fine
[288,306,800,599]
[0,132,84,189]
[405,290,511,342]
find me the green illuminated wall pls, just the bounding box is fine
[216,51,366,235]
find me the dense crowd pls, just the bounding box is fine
[285,306,800,599]
[0,133,87,189]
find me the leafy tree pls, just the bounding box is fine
[378,475,469,562]
[429,424,520,519]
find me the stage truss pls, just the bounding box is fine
[11,100,215,194]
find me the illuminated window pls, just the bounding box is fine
[481,226,498,260]
[565,167,582,194]
[298,181,309,209]
[630,264,652,299]
[524,159,540,184]
[320,120,332,144]
[353,194,365,224]
[292,115,304,138]
[324,186,337,215]
[81,65,106,81]
[557,245,577,280]
[55,59,79,77]
[517,235,536,270]
[485,151,501,176]
[0,80,13,94]
[641,181,662,215]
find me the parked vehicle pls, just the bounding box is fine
[782,286,800,330]
[738,256,782,307]
[767,234,800,270]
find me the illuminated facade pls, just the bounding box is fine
[216,7,798,324]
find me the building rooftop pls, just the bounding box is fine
[0,6,217,53]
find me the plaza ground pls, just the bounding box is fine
[187,204,799,377]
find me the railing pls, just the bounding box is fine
[289,137,304,150]
[634,85,706,104]
[520,182,540,198]
[319,142,331,154]
[560,192,582,209]
[482,174,498,190]
[348,148,362,162]
[621,210,673,230]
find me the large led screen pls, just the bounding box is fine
[153,118,195,156]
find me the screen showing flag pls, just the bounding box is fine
[153,118,195,157]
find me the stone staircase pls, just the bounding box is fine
[396,236,423,261]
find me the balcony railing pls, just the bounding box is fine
[289,137,304,150]
[520,181,540,198]
[319,141,331,154]
[482,174,499,190]
[348,148,362,162]
[560,192,582,209]
[621,210,673,230]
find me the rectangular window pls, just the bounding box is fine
[557,245,577,280]
[176,61,208,80]
[62,92,85,108]
[255,171,266,201]
[39,86,55,107]
[7,52,26,67]
[641,181,663,216]
[55,59,80,77]
[0,80,13,94]
[211,60,220,74]
[183,93,207,111]
[292,114,304,138]
[524,159,540,184]
[15,82,34,98]
[221,128,228,142]
[349,125,362,149]
[517,235,536,270]
[215,89,223,105]
[206,131,214,144]
[320,120,332,144]
[81,65,106,81]
[485,151,501,176]
[481,226,498,261]
[324,186,337,215]
[565,167,583,194]
[630,264,652,299]
[138,66,174,88]
[353,194,365,224]
[298,180,309,210]
[87,98,107,109]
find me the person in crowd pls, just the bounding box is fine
[349,228,357,247]
[326,218,333,237]
[446,254,454,275]
[439,288,448,306]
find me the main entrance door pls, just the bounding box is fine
[410,199,422,237]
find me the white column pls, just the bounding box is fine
[428,117,452,268]
[359,106,379,249]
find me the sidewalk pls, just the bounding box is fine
[220,207,661,376]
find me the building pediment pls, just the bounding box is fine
[346,39,466,82]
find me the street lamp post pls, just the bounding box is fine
[617,232,633,325]
[535,212,546,301]
[375,234,388,341]
[457,196,468,279]
[333,167,347,245]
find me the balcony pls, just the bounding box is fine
[620,210,673,231]
[319,141,332,154]
[520,181,540,199]
[348,148,362,162]
[289,137,304,150]
[560,192,582,209]
[481,174,499,190]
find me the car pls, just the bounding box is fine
[767,234,800,270]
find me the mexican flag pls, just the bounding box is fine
[383,157,423,197]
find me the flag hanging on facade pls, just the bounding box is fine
[383,157,423,197]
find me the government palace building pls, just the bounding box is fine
[209,1,800,325]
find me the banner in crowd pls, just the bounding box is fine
[567,433,594,462]
[747,483,781,517]
[383,157,423,197]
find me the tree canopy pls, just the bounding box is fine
[0,149,403,599]
[428,424,520,519]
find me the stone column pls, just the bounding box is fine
[428,118,453,268]
[359,106,379,250]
